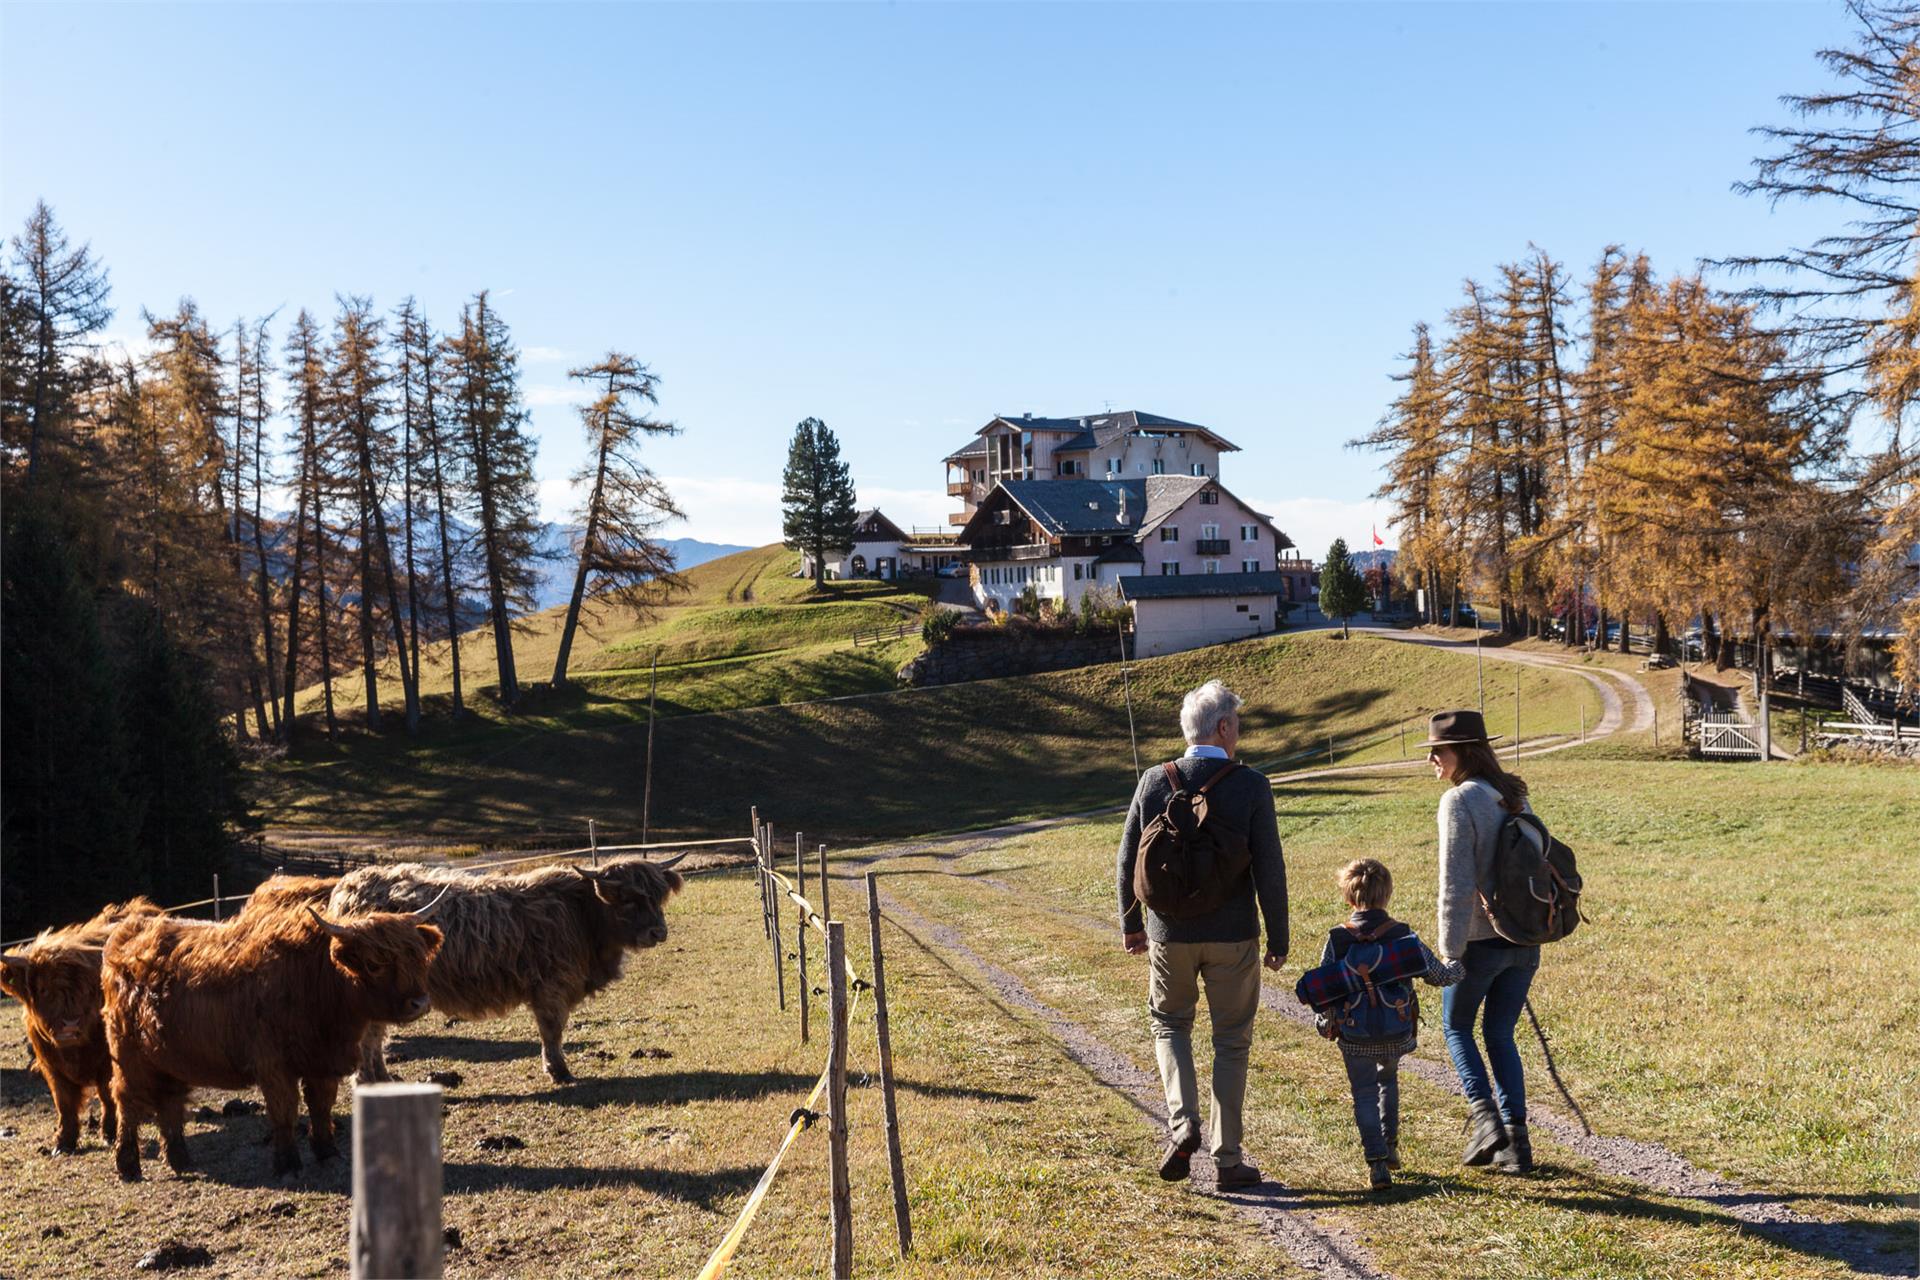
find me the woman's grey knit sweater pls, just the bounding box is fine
[1435,778,1534,960]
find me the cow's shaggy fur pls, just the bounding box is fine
[328,856,683,1084]
[241,874,337,915]
[101,905,442,1181]
[0,898,163,1154]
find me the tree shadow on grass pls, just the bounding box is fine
[1515,1181,1915,1278]
[1,1065,49,1105]
[444,1161,762,1208]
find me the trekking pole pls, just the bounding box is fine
[1523,997,1591,1136]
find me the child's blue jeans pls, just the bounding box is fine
[1340,1048,1401,1161]
[1442,940,1540,1124]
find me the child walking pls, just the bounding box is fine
[1303,859,1462,1190]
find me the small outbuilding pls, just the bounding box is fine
[799,508,909,580]
[1120,571,1295,657]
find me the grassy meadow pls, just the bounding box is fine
[5,755,1912,1278]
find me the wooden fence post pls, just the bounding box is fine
[1327,735,1334,766]
[642,650,659,842]
[827,922,853,1280]
[795,833,809,1046]
[350,1083,444,1280]
[816,843,831,924]
[866,873,913,1258]
[212,874,222,921]
[1513,668,1521,761]
[588,818,599,869]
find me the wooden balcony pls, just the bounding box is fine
[1195,539,1231,555]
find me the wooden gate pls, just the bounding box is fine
[1699,711,1762,759]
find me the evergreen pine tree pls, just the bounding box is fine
[781,417,858,587]
[1319,538,1368,639]
[0,499,135,937]
[2,201,112,487]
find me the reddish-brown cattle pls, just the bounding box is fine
[101,901,442,1181]
[0,898,164,1154]
[329,856,683,1085]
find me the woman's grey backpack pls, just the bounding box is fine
[1479,812,1585,945]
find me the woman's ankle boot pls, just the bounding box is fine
[1492,1122,1533,1173]
[1462,1100,1509,1166]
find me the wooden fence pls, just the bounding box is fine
[851,621,915,647]
[1698,711,1763,759]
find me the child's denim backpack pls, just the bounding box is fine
[1326,923,1420,1045]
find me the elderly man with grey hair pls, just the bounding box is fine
[1117,679,1288,1190]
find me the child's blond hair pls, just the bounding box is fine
[1338,859,1393,910]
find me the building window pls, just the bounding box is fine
[1236,604,1249,613]
[1190,463,1206,476]
[1199,489,1219,505]
[1241,525,1258,541]
[1206,561,1219,574]
[1159,527,1179,542]
[1243,559,1261,573]
[1073,563,1083,580]
[1162,562,1180,575]
[1151,459,1166,475]
[1058,459,1077,476]
[1250,614,1260,623]
[1202,524,1219,540]
[1107,457,1120,476]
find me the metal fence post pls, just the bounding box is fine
[866,873,913,1258]
[816,843,831,924]
[827,922,853,1280]
[588,818,599,869]
[350,1082,444,1280]
[795,832,809,1046]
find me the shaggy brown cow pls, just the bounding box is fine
[101,900,442,1181]
[241,874,338,915]
[329,855,683,1085]
[0,898,164,1154]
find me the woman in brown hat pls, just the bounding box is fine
[1426,709,1539,1173]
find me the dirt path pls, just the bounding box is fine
[856,841,1913,1278]
[876,889,1397,1280]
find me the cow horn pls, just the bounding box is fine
[571,864,609,883]
[1,951,26,971]
[307,907,351,939]
[409,887,451,921]
[651,852,689,870]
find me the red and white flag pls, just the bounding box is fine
[1372,525,1384,548]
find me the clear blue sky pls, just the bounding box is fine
[0,1,1853,554]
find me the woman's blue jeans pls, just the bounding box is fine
[1442,941,1540,1125]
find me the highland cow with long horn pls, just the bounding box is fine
[327,855,685,1085]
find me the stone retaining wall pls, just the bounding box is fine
[898,627,1123,688]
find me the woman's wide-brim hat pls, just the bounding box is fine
[1421,708,1502,747]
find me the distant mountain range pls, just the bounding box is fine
[526,529,751,611]
[1349,549,1397,573]
[246,511,746,618]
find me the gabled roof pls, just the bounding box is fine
[1136,476,1212,535]
[990,479,1146,536]
[943,437,988,462]
[1120,571,1297,601]
[851,508,908,542]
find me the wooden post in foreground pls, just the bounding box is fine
[588,818,599,869]
[866,872,913,1258]
[826,922,854,1280]
[1513,668,1521,761]
[212,874,222,921]
[795,832,810,1046]
[350,1083,444,1280]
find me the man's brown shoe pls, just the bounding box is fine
[1216,1161,1263,1191]
[1159,1133,1200,1182]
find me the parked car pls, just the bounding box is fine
[935,562,964,579]
[1449,604,1479,628]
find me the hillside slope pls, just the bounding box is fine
[291,544,932,721]
[259,630,1599,844]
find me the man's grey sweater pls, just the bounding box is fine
[1116,756,1289,957]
